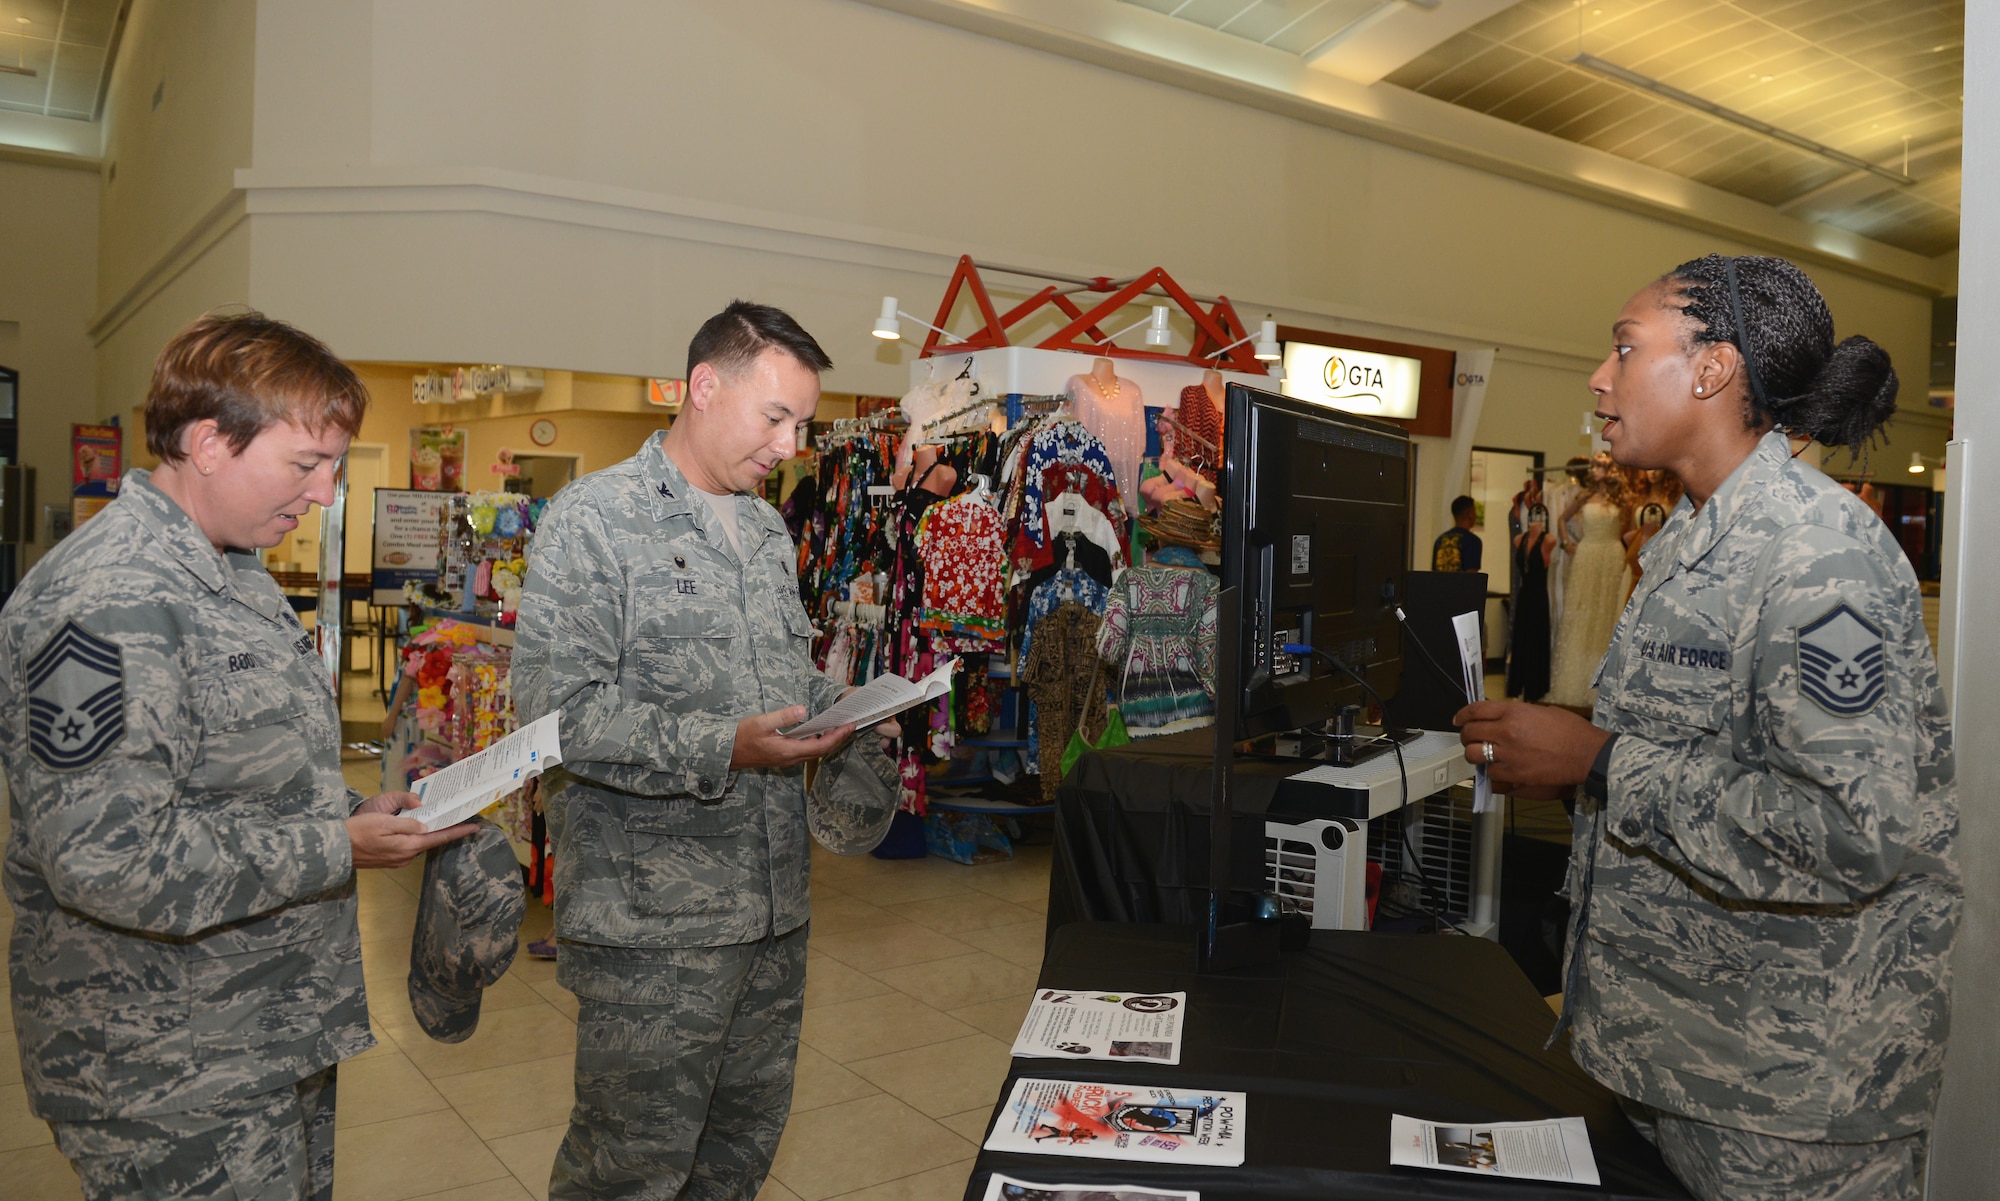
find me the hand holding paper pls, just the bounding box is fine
[404,711,565,831]
[782,659,957,739]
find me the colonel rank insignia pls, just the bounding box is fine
[26,620,126,771]
[1796,602,1887,718]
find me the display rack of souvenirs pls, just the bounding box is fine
[418,490,544,625]
[785,354,1230,843]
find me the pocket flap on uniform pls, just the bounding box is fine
[197,667,312,733]
[1609,663,1732,734]
[636,602,739,640]
[625,795,748,837]
[1585,890,1755,970]
[782,605,816,639]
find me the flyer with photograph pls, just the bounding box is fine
[984,1079,1244,1167]
[1390,1114,1600,1186]
[981,1173,1197,1201]
[1011,991,1186,1066]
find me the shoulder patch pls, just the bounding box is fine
[1796,602,1886,718]
[26,620,126,771]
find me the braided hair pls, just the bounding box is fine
[1662,254,1898,451]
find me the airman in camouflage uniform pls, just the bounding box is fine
[1567,430,1958,1194]
[1,471,371,1200]
[516,313,854,1198]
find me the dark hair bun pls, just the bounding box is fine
[1775,335,1898,450]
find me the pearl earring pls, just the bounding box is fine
[1695,386,1704,394]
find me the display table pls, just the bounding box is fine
[964,922,1691,1200]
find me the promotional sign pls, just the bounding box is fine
[1281,342,1423,419]
[410,427,467,492]
[372,488,451,605]
[72,424,121,488]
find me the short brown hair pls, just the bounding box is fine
[686,299,833,382]
[145,311,368,463]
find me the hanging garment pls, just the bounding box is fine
[1016,421,1125,553]
[1066,372,1146,512]
[1018,567,1111,775]
[1545,499,1629,707]
[1096,565,1219,737]
[1023,601,1110,804]
[1173,383,1222,481]
[916,492,1007,640]
[1506,531,1553,702]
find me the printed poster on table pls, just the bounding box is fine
[981,1173,1197,1201]
[372,488,452,605]
[1011,990,1186,1065]
[984,1079,1244,1167]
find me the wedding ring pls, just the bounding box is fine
[1482,741,1497,766]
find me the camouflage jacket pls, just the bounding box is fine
[1568,431,1960,1141]
[1,471,369,1122]
[513,432,843,950]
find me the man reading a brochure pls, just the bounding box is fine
[515,301,878,1199]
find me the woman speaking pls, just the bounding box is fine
[2,313,474,1200]
[1456,255,1958,1201]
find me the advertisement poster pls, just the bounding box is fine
[72,424,121,488]
[411,427,468,492]
[984,1079,1244,1167]
[373,488,451,604]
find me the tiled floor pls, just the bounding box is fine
[1,715,1047,1201]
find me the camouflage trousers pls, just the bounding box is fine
[50,1065,337,1201]
[1623,1099,1927,1201]
[551,925,808,1201]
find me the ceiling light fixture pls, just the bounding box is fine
[1567,51,1912,187]
[1207,318,1284,363]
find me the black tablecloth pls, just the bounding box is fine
[964,922,1691,1201]
[1050,729,1348,940]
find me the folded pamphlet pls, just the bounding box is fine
[981,1173,1198,1201]
[984,1078,1244,1167]
[404,711,563,832]
[1390,1113,1599,1186]
[1011,990,1186,1066]
[782,658,958,739]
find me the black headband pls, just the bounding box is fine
[1723,257,1772,413]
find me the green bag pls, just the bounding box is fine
[1061,705,1129,780]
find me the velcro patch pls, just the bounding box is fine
[1796,603,1886,718]
[26,620,126,771]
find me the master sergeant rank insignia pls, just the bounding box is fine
[26,620,126,771]
[1796,602,1887,718]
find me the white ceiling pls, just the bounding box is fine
[1118,0,1961,256]
[0,0,123,121]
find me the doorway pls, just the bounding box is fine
[513,453,580,498]
[1467,447,1543,665]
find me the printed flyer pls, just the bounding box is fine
[1390,1114,1600,1185]
[980,1173,1197,1201]
[984,1079,1244,1167]
[1011,991,1186,1065]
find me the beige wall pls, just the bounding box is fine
[0,159,100,564]
[237,0,1943,490]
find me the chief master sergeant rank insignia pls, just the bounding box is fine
[25,619,125,771]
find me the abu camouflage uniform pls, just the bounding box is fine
[1562,431,1959,1198]
[1,471,370,1200]
[513,432,844,1200]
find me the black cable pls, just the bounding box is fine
[1283,642,1469,935]
[1394,605,1473,704]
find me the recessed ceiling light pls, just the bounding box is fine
[1932,44,1950,52]
[14,16,29,23]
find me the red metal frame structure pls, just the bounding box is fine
[918,256,1272,376]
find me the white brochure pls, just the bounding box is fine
[1390,1114,1600,1186]
[405,711,564,831]
[985,1079,1244,1167]
[782,657,957,739]
[981,1173,1198,1201]
[1450,610,1494,813]
[1011,990,1186,1066]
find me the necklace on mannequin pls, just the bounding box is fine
[1089,373,1121,400]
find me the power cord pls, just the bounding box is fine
[1279,641,1469,935]
[1393,605,1472,704]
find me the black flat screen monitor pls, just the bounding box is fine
[1219,383,1412,741]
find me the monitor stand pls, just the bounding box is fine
[1241,723,1425,770]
